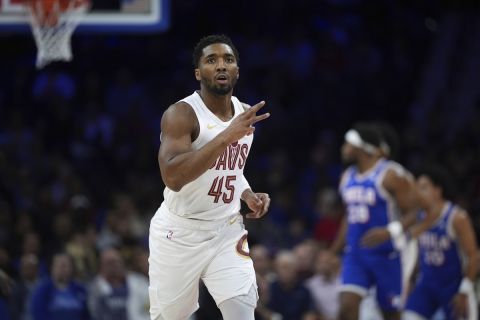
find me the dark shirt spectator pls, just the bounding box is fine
[267,251,316,320]
[9,253,39,320]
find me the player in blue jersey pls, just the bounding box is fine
[403,165,478,320]
[333,123,417,320]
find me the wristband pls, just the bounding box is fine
[404,229,412,240]
[387,221,403,238]
[459,277,474,294]
[271,313,283,320]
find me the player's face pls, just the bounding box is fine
[341,142,359,165]
[416,175,441,208]
[195,43,239,95]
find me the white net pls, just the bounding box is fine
[25,0,89,68]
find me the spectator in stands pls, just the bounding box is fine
[0,267,13,320]
[9,253,39,320]
[305,249,341,320]
[250,244,276,284]
[267,250,316,320]
[293,240,319,282]
[30,253,89,320]
[88,248,149,320]
[66,225,98,283]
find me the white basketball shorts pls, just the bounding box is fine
[148,203,257,320]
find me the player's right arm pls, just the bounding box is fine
[451,208,478,319]
[330,216,347,255]
[330,170,349,254]
[158,101,269,191]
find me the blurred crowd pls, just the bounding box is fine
[1,0,480,319]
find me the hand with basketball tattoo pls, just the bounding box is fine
[241,189,270,219]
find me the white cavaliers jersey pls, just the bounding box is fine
[162,91,253,221]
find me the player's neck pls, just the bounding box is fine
[198,89,233,121]
[425,199,447,218]
[357,156,381,173]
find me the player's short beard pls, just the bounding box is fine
[203,77,237,96]
[341,156,357,167]
[211,84,232,95]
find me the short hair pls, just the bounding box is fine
[373,122,400,159]
[416,164,456,200]
[192,34,239,68]
[352,122,382,148]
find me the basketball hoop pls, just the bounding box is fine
[21,0,90,68]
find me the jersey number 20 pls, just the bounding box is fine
[208,176,236,203]
[348,204,370,223]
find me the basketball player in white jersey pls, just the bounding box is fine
[148,35,271,320]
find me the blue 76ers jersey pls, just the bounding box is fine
[417,202,462,284]
[340,159,402,255]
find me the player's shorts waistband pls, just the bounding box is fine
[156,202,241,231]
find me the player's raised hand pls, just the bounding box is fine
[222,101,270,144]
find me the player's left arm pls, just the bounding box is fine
[240,181,270,219]
[384,168,418,226]
[361,167,418,248]
[453,209,478,281]
[451,208,478,318]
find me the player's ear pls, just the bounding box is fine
[195,68,201,81]
[236,67,240,79]
[436,186,444,200]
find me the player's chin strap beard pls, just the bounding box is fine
[345,129,380,155]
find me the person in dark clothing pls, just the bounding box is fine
[9,254,39,320]
[267,250,316,320]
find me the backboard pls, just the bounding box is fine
[0,0,169,33]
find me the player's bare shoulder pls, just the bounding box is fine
[383,162,414,191]
[451,206,477,246]
[452,207,471,226]
[161,101,199,139]
[386,161,413,180]
[161,101,196,128]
